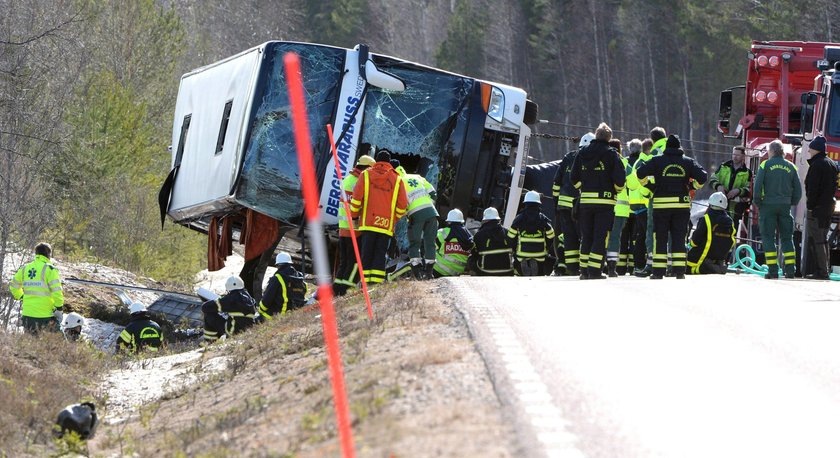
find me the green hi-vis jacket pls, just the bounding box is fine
[754,156,801,207]
[9,254,64,318]
[709,160,752,209]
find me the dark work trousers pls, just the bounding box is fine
[333,235,359,295]
[652,209,690,276]
[807,209,832,277]
[201,302,227,342]
[578,205,615,277]
[618,215,636,274]
[556,208,580,273]
[359,231,391,284]
[631,211,648,270]
[21,316,58,334]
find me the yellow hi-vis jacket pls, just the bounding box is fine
[9,254,64,318]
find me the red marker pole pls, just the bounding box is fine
[326,123,374,321]
[284,52,356,458]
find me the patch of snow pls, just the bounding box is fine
[101,348,230,425]
[83,318,123,353]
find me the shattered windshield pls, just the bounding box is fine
[236,43,344,223]
[361,60,472,188]
[361,60,474,250]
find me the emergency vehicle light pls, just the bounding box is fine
[769,56,780,67]
[767,91,778,103]
[757,55,768,67]
[755,90,767,102]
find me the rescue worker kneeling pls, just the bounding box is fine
[61,312,86,342]
[259,252,306,319]
[202,276,257,343]
[433,209,474,277]
[117,302,163,353]
[507,190,556,276]
[469,207,514,276]
[687,192,735,274]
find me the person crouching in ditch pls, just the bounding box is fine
[202,276,257,344]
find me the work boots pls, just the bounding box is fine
[607,261,618,278]
[409,258,425,280]
[424,261,436,279]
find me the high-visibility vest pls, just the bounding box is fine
[403,173,436,216]
[434,228,470,276]
[9,254,64,318]
[338,173,359,231]
[614,156,631,217]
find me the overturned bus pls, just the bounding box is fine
[158,41,538,294]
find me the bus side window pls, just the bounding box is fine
[175,114,191,168]
[215,100,233,155]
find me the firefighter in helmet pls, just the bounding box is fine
[60,312,86,342]
[507,191,556,276]
[432,209,474,277]
[117,302,163,353]
[470,207,514,276]
[259,252,307,319]
[201,276,257,343]
[686,192,735,274]
[552,133,592,276]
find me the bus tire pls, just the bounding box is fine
[524,99,539,125]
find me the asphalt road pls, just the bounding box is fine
[448,274,840,458]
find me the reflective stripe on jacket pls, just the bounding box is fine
[709,160,752,209]
[754,156,801,207]
[402,173,438,216]
[471,221,513,274]
[506,205,555,260]
[117,312,162,353]
[552,149,580,208]
[570,140,626,207]
[350,162,409,236]
[338,170,361,236]
[635,147,707,210]
[434,226,473,276]
[687,209,735,273]
[9,254,64,318]
[614,155,631,217]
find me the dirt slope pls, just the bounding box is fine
[89,281,517,457]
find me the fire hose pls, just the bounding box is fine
[728,244,840,280]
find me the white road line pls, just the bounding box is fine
[452,281,587,458]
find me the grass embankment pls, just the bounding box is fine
[90,281,514,457]
[0,330,111,457]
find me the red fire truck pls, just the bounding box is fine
[717,40,840,273]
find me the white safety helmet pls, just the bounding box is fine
[275,252,292,266]
[61,312,85,329]
[225,275,245,292]
[579,132,596,149]
[524,190,542,204]
[129,302,147,314]
[482,207,501,221]
[446,209,465,223]
[708,192,728,210]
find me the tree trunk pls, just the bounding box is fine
[682,61,694,150]
[647,37,660,124]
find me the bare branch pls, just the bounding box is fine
[0,12,83,46]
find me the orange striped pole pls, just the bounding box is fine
[326,123,374,321]
[284,52,356,458]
